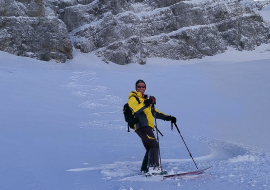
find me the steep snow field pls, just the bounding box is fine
[1,42,270,190]
[2,1,270,190]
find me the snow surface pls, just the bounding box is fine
[260,3,270,22]
[1,42,270,190]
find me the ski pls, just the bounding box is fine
[163,166,212,179]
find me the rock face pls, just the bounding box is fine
[0,0,72,63]
[0,0,43,17]
[60,0,270,64]
[0,0,269,64]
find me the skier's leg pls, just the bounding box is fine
[136,127,159,167]
[136,127,150,172]
[141,149,149,172]
[148,146,159,167]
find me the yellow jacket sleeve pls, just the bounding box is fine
[128,96,146,114]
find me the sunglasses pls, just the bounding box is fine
[137,86,145,89]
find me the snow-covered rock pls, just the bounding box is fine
[0,0,73,63]
[0,0,43,17]
[62,0,270,64]
[0,0,269,64]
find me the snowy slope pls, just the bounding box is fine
[1,43,270,190]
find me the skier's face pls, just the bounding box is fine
[136,83,146,94]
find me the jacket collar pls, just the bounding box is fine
[129,91,148,99]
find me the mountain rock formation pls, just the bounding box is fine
[0,0,269,64]
[0,0,73,62]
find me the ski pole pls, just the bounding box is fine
[152,104,163,170]
[155,125,163,137]
[151,101,163,137]
[173,123,198,170]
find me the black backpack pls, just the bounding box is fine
[123,96,140,132]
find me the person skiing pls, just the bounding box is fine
[128,79,177,175]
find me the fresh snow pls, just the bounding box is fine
[1,42,270,190]
[260,3,270,22]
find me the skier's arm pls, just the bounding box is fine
[153,108,169,120]
[153,108,177,123]
[128,96,146,114]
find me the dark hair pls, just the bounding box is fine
[135,79,146,89]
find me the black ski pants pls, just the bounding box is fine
[135,126,159,172]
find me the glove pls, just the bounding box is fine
[144,96,156,107]
[149,96,156,105]
[166,115,177,124]
[144,99,152,107]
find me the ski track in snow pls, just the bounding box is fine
[67,137,270,188]
[65,70,125,131]
[64,70,270,190]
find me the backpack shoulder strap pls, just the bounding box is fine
[129,95,140,104]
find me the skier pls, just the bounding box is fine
[128,79,177,175]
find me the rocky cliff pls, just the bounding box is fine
[0,0,269,64]
[0,0,73,62]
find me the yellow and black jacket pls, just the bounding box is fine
[128,91,168,131]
